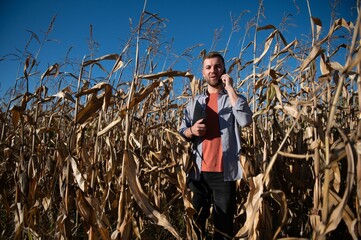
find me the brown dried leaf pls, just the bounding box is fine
[272,82,284,106]
[41,63,59,81]
[113,210,132,239]
[124,150,181,239]
[24,56,30,81]
[330,61,344,72]
[68,155,87,192]
[268,190,288,239]
[98,225,110,240]
[329,190,358,239]
[53,90,75,103]
[98,80,165,135]
[254,30,277,64]
[227,57,240,74]
[111,55,124,73]
[139,70,196,98]
[274,104,299,119]
[236,174,264,238]
[75,189,96,225]
[83,53,119,67]
[102,83,112,111]
[319,18,353,45]
[257,24,277,31]
[300,45,325,72]
[319,55,330,75]
[321,127,355,235]
[76,82,112,97]
[312,17,322,39]
[139,70,194,80]
[27,156,37,179]
[76,93,104,124]
[343,49,361,73]
[97,117,122,136]
[129,81,160,108]
[10,106,23,128]
[42,196,51,211]
[332,162,341,192]
[271,39,298,61]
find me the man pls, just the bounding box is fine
[179,52,253,240]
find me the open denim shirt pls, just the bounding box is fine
[179,89,253,181]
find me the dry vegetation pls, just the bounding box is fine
[1,1,361,239]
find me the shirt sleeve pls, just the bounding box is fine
[179,101,194,141]
[232,94,253,127]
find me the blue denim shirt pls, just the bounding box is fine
[179,89,253,181]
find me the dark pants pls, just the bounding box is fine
[188,172,236,240]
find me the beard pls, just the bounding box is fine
[206,77,222,87]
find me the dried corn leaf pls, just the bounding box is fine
[123,150,181,239]
[10,106,23,128]
[76,93,104,124]
[257,24,276,31]
[274,104,299,119]
[329,43,348,58]
[113,210,132,240]
[24,56,30,81]
[27,156,37,181]
[68,155,87,192]
[271,39,298,61]
[332,161,341,192]
[53,89,75,103]
[97,117,122,136]
[139,70,194,81]
[83,53,119,67]
[111,55,124,73]
[268,190,288,240]
[329,189,358,239]
[42,196,51,211]
[343,49,361,73]
[75,189,96,225]
[312,17,322,40]
[254,30,277,64]
[320,55,330,75]
[227,57,240,74]
[320,127,355,236]
[319,18,353,45]
[41,63,59,81]
[98,81,163,136]
[76,82,112,97]
[272,82,284,106]
[300,45,325,72]
[236,174,264,238]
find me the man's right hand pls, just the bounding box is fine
[191,119,206,137]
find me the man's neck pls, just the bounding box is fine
[207,85,223,94]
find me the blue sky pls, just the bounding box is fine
[0,0,357,98]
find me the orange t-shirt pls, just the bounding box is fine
[202,93,223,172]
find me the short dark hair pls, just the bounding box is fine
[202,52,226,74]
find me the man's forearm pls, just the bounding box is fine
[184,126,194,139]
[225,86,239,107]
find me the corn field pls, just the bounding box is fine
[1,1,361,239]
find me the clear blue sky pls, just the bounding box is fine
[0,0,357,98]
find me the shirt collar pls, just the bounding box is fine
[201,88,227,96]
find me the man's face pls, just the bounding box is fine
[202,57,225,87]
